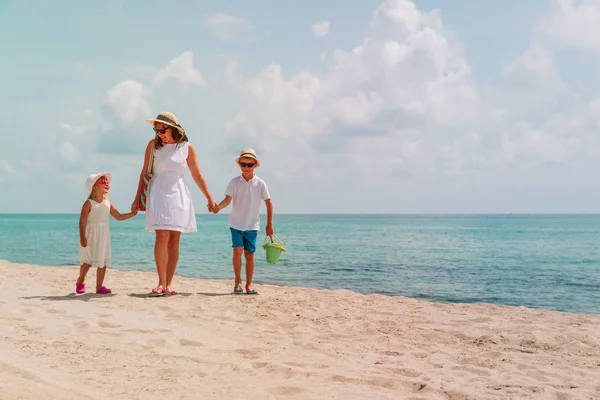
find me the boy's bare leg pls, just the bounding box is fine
[96,266,107,291]
[77,263,91,284]
[244,250,255,292]
[232,247,243,287]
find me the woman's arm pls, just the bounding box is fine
[79,200,91,247]
[131,140,154,211]
[110,203,138,221]
[186,143,216,210]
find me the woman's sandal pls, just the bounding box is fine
[151,286,165,295]
[232,285,244,294]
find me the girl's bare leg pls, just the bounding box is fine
[96,266,107,291]
[77,263,91,284]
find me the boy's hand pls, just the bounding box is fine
[132,209,138,216]
[265,224,274,237]
[212,205,220,214]
[80,238,87,248]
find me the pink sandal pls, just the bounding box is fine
[76,282,86,294]
[96,286,112,295]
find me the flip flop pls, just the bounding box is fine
[151,287,165,296]
[246,289,259,295]
[232,285,244,294]
[165,289,179,296]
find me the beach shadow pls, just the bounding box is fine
[128,292,193,298]
[20,293,116,302]
[196,292,237,297]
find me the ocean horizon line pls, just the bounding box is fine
[2,212,600,216]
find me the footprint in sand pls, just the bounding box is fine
[73,320,89,330]
[269,387,307,396]
[283,362,330,369]
[179,339,203,347]
[98,321,122,328]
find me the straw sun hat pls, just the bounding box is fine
[146,111,186,135]
[235,148,260,168]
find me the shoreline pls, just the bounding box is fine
[8,259,598,317]
[2,259,600,399]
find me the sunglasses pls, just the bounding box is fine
[239,162,256,168]
[96,179,109,185]
[153,127,170,134]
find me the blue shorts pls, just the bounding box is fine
[230,228,258,253]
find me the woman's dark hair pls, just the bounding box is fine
[154,124,188,149]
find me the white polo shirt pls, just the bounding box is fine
[225,174,271,231]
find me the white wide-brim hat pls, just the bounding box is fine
[146,111,186,135]
[85,172,111,195]
[235,148,260,168]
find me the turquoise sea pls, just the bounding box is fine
[1,214,599,315]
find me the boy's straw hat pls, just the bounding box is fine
[146,111,186,135]
[85,172,111,195]
[235,148,260,167]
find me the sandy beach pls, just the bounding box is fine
[1,260,599,399]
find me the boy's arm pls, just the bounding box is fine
[214,195,232,214]
[110,203,138,221]
[265,198,274,237]
[79,201,91,247]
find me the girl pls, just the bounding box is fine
[76,172,137,294]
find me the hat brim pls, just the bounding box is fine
[86,172,111,195]
[146,119,185,135]
[235,155,260,168]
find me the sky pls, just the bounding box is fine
[1,0,600,214]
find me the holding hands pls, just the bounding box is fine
[208,202,219,213]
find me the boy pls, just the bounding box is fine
[213,148,274,295]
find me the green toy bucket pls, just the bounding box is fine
[263,234,286,264]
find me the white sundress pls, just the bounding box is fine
[79,199,112,268]
[146,142,197,233]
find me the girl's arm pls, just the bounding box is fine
[264,198,274,237]
[213,195,232,213]
[131,140,155,212]
[79,200,91,247]
[110,203,138,221]
[186,143,216,211]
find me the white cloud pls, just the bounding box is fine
[223,0,479,175]
[103,80,150,124]
[502,43,565,91]
[539,0,600,53]
[59,140,79,162]
[204,13,251,41]
[61,123,89,135]
[153,52,205,87]
[311,21,330,37]
[2,160,15,174]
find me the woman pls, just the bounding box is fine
[132,111,216,295]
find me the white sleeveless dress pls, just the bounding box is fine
[79,199,112,268]
[146,142,197,233]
